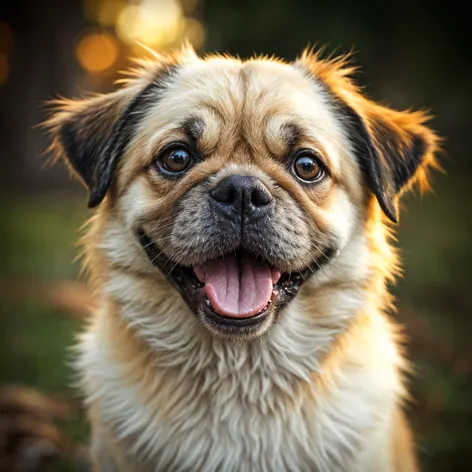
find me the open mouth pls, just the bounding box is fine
[194,254,281,318]
[137,229,334,336]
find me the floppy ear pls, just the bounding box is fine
[44,47,184,207]
[339,101,439,222]
[296,51,440,223]
[46,83,155,207]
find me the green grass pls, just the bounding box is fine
[0,196,90,469]
[1,197,88,279]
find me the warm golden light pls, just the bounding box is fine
[116,0,183,48]
[76,31,120,73]
[183,18,205,49]
[97,0,125,26]
[180,0,199,14]
[0,52,9,86]
[79,0,206,78]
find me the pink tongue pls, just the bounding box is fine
[195,254,279,318]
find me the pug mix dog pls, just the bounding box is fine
[46,47,438,471]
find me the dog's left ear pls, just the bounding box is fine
[339,100,439,223]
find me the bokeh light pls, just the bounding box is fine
[183,18,205,49]
[96,0,126,26]
[116,0,183,48]
[76,31,120,73]
[180,0,199,14]
[77,0,205,79]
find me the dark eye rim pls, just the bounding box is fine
[153,142,195,177]
[291,148,327,183]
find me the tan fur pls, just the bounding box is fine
[296,50,441,197]
[46,47,439,471]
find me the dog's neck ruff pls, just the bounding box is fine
[78,223,404,471]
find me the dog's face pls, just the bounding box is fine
[48,49,438,339]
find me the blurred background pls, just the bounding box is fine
[0,0,470,470]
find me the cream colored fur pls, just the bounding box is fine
[46,48,438,471]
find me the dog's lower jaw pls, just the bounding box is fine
[77,270,412,472]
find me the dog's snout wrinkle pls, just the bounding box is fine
[210,175,273,224]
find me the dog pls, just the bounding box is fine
[46,46,439,471]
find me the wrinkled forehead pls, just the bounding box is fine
[138,58,348,161]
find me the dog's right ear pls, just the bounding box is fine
[46,85,148,207]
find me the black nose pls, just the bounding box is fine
[210,175,273,220]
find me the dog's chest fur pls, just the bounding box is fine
[79,272,402,472]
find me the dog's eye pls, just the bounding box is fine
[292,151,325,182]
[156,145,193,175]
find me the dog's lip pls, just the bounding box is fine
[202,291,277,324]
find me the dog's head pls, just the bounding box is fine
[47,48,438,339]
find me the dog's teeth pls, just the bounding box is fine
[284,287,298,297]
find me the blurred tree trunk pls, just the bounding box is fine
[0,0,85,196]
